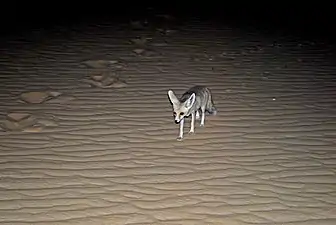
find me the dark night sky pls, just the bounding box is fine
[0,2,334,40]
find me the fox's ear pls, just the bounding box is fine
[185,93,196,108]
[168,90,179,105]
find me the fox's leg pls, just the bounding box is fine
[177,118,184,141]
[189,112,195,134]
[196,110,200,119]
[200,106,206,126]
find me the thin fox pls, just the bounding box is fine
[167,85,217,140]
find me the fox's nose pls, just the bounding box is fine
[174,120,180,124]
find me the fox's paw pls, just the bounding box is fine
[188,130,195,135]
[177,136,183,141]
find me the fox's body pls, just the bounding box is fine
[168,85,217,140]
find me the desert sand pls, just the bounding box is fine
[0,16,335,225]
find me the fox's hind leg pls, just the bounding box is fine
[200,106,206,126]
[196,110,200,119]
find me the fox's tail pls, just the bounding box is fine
[206,92,217,115]
[206,106,217,115]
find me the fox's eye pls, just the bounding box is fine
[180,112,184,116]
[173,112,176,116]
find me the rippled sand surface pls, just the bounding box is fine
[0,18,335,225]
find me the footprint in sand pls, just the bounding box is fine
[156,28,177,35]
[129,36,162,58]
[133,48,146,55]
[1,112,40,132]
[7,91,64,132]
[0,112,59,132]
[129,20,148,29]
[81,59,128,89]
[80,59,120,69]
[19,91,62,104]
[132,48,161,58]
[80,59,127,71]
[130,37,151,47]
[83,71,127,89]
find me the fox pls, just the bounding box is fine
[167,85,217,140]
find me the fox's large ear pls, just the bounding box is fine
[168,90,179,105]
[185,93,196,108]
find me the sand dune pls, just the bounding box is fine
[0,18,335,225]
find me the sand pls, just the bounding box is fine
[0,17,335,225]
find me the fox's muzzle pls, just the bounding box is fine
[173,112,185,124]
[174,115,183,124]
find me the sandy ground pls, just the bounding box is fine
[0,17,335,225]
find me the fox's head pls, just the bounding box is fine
[168,90,196,124]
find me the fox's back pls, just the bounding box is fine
[180,85,209,102]
[181,85,215,113]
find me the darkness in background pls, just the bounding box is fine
[0,2,334,41]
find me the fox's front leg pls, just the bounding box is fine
[177,118,184,141]
[189,112,195,134]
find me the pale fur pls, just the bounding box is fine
[168,85,217,140]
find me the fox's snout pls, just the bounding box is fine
[173,112,185,124]
[173,115,182,124]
